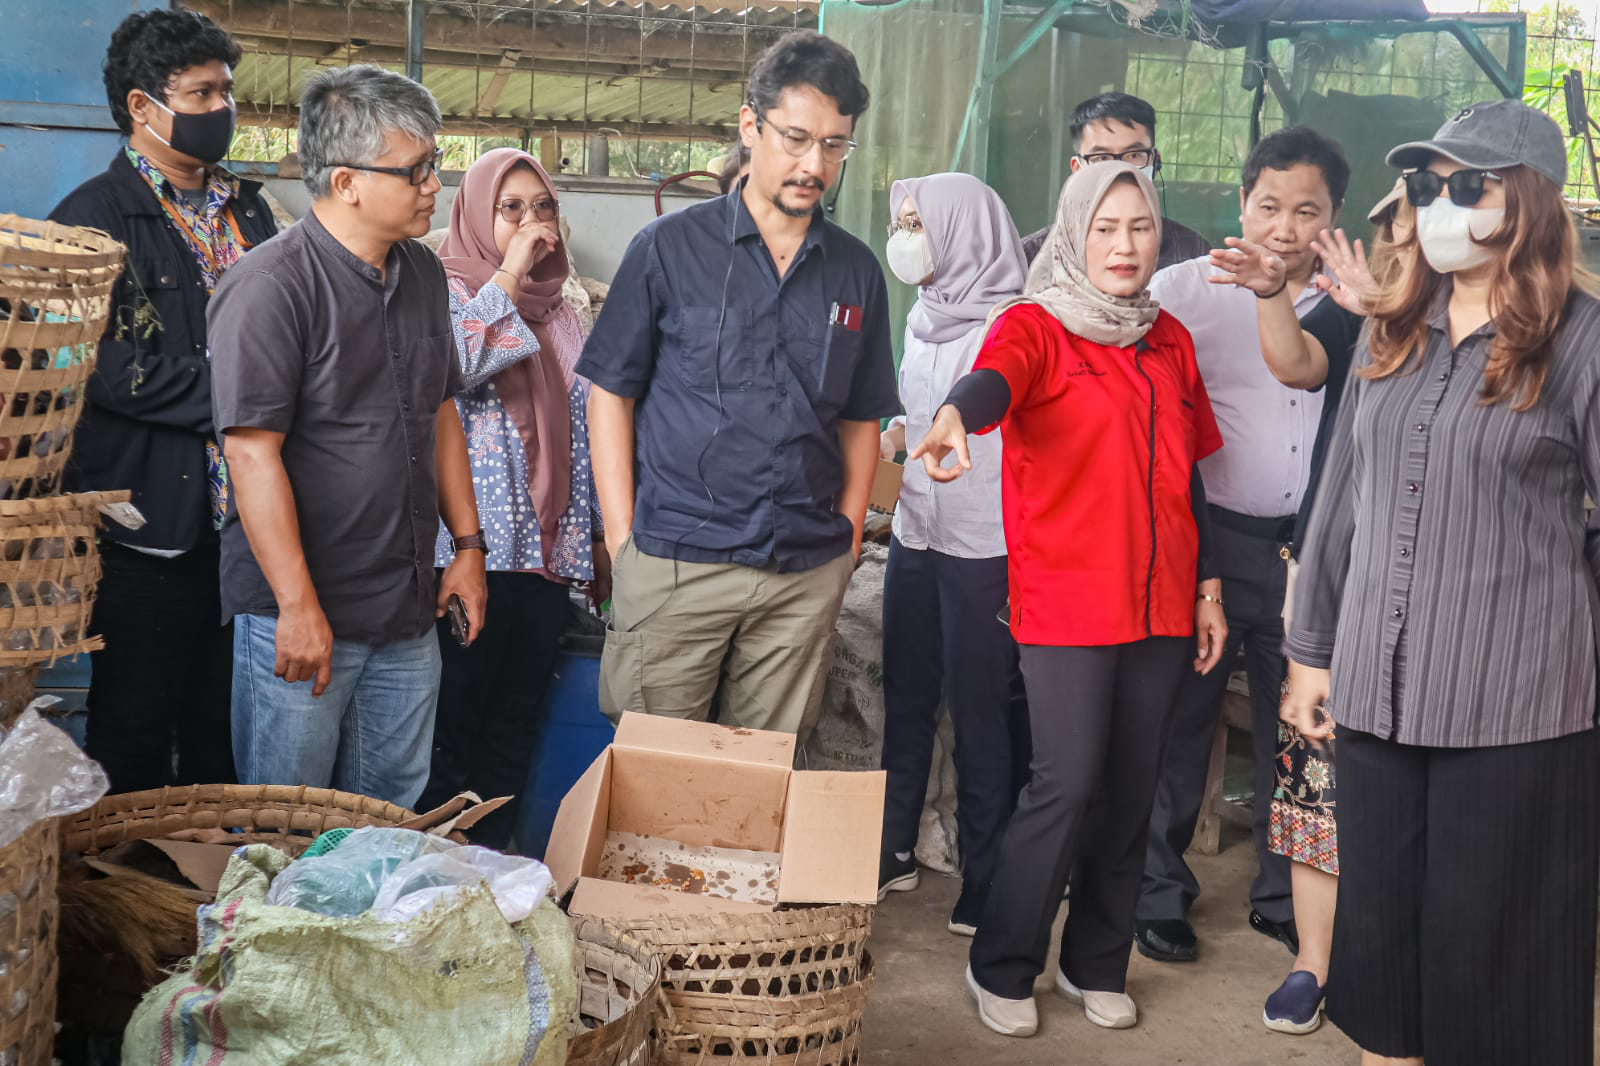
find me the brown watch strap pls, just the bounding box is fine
[452,529,488,555]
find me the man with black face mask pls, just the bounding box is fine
[48,9,277,793]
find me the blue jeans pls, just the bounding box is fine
[232,613,442,809]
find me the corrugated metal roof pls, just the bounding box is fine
[218,0,816,132]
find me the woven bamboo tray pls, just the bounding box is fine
[0,215,124,493]
[621,905,872,998]
[569,916,664,1066]
[0,817,59,1066]
[657,954,873,1066]
[58,783,444,857]
[0,490,127,668]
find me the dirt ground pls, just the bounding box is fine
[863,829,1355,1066]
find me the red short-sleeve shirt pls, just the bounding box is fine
[973,303,1223,647]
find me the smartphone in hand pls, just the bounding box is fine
[446,593,470,647]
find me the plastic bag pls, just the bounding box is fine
[264,826,556,925]
[369,845,555,924]
[0,699,109,849]
[263,826,453,916]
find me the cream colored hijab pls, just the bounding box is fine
[987,161,1163,347]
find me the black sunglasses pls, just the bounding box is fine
[1404,168,1502,208]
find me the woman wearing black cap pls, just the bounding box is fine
[1283,98,1600,1065]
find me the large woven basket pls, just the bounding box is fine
[621,905,872,998]
[657,954,873,1066]
[0,490,127,668]
[0,817,60,1066]
[569,916,664,1066]
[0,215,124,494]
[59,783,443,858]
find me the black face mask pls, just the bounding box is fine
[145,96,236,166]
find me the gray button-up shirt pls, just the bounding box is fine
[1287,283,1600,747]
[209,209,465,644]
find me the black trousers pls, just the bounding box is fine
[1328,726,1600,1064]
[419,570,569,849]
[969,638,1188,999]
[84,538,234,793]
[1139,511,1293,923]
[880,538,1028,886]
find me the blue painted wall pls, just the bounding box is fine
[0,0,168,220]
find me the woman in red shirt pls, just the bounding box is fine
[913,162,1227,1038]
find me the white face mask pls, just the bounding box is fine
[1416,198,1505,274]
[886,230,934,286]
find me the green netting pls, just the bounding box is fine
[822,0,1524,358]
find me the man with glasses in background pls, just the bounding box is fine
[1022,92,1211,271]
[579,30,898,735]
[208,65,486,807]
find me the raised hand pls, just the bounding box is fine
[1206,236,1286,297]
[1310,227,1377,316]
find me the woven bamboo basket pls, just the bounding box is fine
[569,916,665,1066]
[59,783,445,858]
[0,215,124,494]
[657,954,873,1066]
[620,905,872,998]
[0,817,60,1066]
[0,490,127,668]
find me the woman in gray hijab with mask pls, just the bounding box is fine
[876,173,1031,941]
[913,163,1228,1039]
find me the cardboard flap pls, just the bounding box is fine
[569,876,770,921]
[610,746,788,852]
[868,459,903,514]
[543,748,613,895]
[613,711,794,768]
[776,771,885,904]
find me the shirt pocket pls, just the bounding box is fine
[817,323,863,410]
[669,306,754,391]
[407,331,457,412]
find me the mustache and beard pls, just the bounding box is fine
[771,176,825,218]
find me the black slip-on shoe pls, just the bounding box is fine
[1249,909,1300,955]
[1133,918,1198,962]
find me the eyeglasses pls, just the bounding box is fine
[327,147,444,186]
[753,114,856,165]
[886,216,924,238]
[496,197,559,224]
[1404,168,1502,208]
[1077,148,1154,167]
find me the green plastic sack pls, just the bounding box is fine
[124,844,575,1066]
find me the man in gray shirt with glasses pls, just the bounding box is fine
[209,65,486,808]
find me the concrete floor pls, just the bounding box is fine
[862,829,1354,1066]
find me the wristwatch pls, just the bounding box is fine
[451,529,489,556]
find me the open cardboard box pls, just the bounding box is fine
[546,712,885,920]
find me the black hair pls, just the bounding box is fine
[103,9,242,135]
[1242,125,1350,207]
[717,141,751,195]
[746,31,869,123]
[1070,92,1158,147]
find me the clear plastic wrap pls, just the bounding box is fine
[262,826,556,924]
[369,845,555,925]
[262,827,453,917]
[0,698,110,849]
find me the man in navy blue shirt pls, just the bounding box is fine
[580,30,897,735]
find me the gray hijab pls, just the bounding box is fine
[987,162,1162,348]
[890,172,1027,345]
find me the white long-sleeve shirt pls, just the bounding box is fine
[891,322,1007,559]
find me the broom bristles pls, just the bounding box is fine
[58,869,200,983]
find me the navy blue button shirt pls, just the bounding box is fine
[577,191,898,573]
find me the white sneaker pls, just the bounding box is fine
[966,965,1038,1037]
[1055,971,1137,1029]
